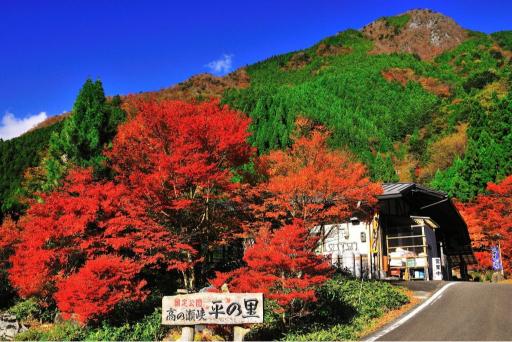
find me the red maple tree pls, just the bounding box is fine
[108,99,254,289]
[458,175,512,273]
[54,255,147,323]
[5,168,182,323]
[210,220,332,324]
[0,217,21,265]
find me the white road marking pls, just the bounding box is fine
[365,282,458,341]
[429,292,444,306]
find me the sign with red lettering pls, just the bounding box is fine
[162,293,263,325]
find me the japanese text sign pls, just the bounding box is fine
[162,293,263,325]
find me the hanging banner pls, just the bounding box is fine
[491,245,503,271]
[371,212,379,254]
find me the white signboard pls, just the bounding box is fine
[315,222,371,267]
[432,257,443,280]
[162,293,263,325]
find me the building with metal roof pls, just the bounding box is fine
[375,183,475,280]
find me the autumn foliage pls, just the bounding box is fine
[3,169,181,322]
[211,121,379,323]
[0,99,256,323]
[108,99,254,289]
[245,121,381,232]
[210,220,332,322]
[0,101,381,325]
[54,256,147,322]
[458,176,512,273]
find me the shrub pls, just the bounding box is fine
[384,14,411,34]
[491,31,512,51]
[7,168,178,324]
[282,277,409,341]
[55,256,148,324]
[15,321,86,341]
[15,309,168,341]
[8,298,39,321]
[463,71,499,92]
[242,299,283,341]
[85,309,168,341]
[242,276,409,341]
[210,220,333,326]
[316,277,408,319]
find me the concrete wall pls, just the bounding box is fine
[314,220,371,273]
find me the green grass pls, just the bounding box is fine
[282,278,408,341]
[15,309,169,341]
[7,298,39,321]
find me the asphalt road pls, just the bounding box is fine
[374,282,512,341]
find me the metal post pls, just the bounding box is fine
[422,224,429,281]
[439,241,449,280]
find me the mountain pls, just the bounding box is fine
[363,9,468,60]
[2,9,512,215]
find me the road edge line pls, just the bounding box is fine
[364,282,458,341]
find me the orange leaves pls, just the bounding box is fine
[213,122,380,321]
[109,99,253,198]
[2,102,386,323]
[109,97,254,213]
[0,217,21,253]
[2,99,257,320]
[486,175,512,196]
[250,127,381,230]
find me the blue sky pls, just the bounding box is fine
[1,0,511,139]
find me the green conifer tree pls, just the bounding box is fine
[43,79,125,189]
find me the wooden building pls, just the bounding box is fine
[314,183,475,281]
[376,183,475,280]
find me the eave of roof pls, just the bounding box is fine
[378,182,447,200]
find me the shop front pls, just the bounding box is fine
[377,183,475,281]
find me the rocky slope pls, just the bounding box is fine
[363,9,468,60]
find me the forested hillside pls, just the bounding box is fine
[220,11,512,201]
[0,79,125,220]
[0,122,63,218]
[1,9,512,218]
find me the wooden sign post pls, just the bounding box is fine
[162,292,263,341]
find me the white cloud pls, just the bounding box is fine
[205,54,234,75]
[0,112,48,140]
